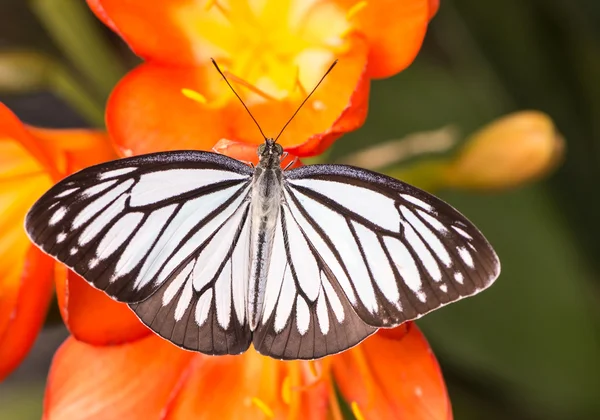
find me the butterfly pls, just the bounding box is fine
[24,61,500,360]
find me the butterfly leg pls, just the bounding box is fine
[283,156,298,170]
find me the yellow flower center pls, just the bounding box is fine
[176,0,358,103]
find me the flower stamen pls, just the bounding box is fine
[351,401,367,420]
[294,66,308,97]
[281,375,292,405]
[181,88,207,104]
[204,0,230,18]
[308,360,321,378]
[251,397,274,418]
[346,1,368,21]
[223,71,277,101]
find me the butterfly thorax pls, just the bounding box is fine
[247,139,284,330]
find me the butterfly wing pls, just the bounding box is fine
[252,205,377,359]
[25,151,254,354]
[253,164,500,359]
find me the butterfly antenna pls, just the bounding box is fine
[274,60,338,142]
[211,58,268,141]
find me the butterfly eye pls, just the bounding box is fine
[257,144,266,156]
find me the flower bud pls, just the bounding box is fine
[444,111,563,191]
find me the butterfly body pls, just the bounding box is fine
[248,139,285,330]
[25,142,500,360]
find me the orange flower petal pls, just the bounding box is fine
[0,247,54,381]
[428,0,440,19]
[287,56,369,157]
[229,36,369,154]
[335,0,431,79]
[87,0,196,64]
[108,36,368,157]
[332,323,452,420]
[55,269,150,345]
[27,127,116,176]
[0,103,59,179]
[163,350,328,419]
[107,63,231,156]
[44,334,195,419]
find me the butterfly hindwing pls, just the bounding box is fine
[131,201,253,355]
[253,206,376,359]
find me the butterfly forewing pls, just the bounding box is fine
[25,151,255,353]
[281,164,500,330]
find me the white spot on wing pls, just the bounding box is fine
[352,222,400,308]
[118,204,179,283]
[79,194,127,247]
[98,167,137,180]
[290,178,401,232]
[274,267,296,333]
[215,260,232,330]
[401,206,452,267]
[383,237,422,298]
[155,187,249,287]
[162,260,194,306]
[192,204,247,292]
[417,209,448,234]
[440,284,448,293]
[49,206,67,226]
[55,188,78,198]
[284,190,357,305]
[321,272,344,323]
[452,225,473,240]
[458,246,474,268]
[401,219,442,282]
[283,208,320,302]
[231,216,250,324]
[287,190,377,311]
[454,272,464,284]
[82,180,118,198]
[296,296,310,335]
[401,194,433,212]
[98,213,144,273]
[195,289,213,326]
[73,179,134,229]
[130,169,247,207]
[174,279,193,321]
[262,220,286,325]
[316,291,329,335]
[56,232,67,243]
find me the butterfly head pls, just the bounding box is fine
[257,139,283,158]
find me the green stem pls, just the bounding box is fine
[48,63,105,127]
[31,0,126,102]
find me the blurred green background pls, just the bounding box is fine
[1,0,599,419]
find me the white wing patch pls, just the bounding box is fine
[130,169,247,206]
[290,178,401,231]
[98,167,137,180]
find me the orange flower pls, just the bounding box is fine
[0,103,150,381]
[87,0,438,157]
[44,322,451,419]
